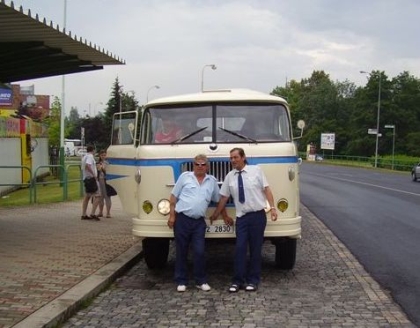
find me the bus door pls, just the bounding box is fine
[107,111,140,216]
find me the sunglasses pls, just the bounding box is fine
[194,162,207,167]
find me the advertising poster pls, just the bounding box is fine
[0,88,12,106]
[321,133,335,150]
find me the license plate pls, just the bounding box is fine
[206,224,234,234]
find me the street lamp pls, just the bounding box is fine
[59,0,68,181]
[360,70,382,168]
[93,102,103,116]
[146,85,160,103]
[201,64,217,92]
[384,124,395,170]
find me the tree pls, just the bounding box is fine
[65,107,81,139]
[101,77,140,149]
[387,72,420,155]
[103,77,124,138]
[44,96,61,147]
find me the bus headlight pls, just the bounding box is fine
[277,198,288,213]
[157,199,170,215]
[142,200,153,214]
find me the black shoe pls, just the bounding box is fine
[81,215,90,220]
[89,215,100,221]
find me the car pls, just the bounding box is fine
[411,162,420,181]
[76,147,87,157]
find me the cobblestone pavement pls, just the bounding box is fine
[63,206,416,328]
[0,197,139,328]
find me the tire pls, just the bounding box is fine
[412,172,418,182]
[274,238,297,270]
[142,238,170,269]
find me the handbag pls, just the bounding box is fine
[83,177,98,193]
[106,183,117,197]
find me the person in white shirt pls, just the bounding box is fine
[81,145,101,221]
[210,147,277,292]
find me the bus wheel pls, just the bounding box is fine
[273,238,297,270]
[142,238,170,269]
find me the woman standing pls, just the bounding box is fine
[97,150,112,218]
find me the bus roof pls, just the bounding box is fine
[146,88,288,107]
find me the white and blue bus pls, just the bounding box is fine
[107,88,303,270]
[64,138,86,157]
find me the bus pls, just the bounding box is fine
[106,88,304,270]
[64,139,86,157]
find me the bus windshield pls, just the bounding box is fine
[143,102,291,145]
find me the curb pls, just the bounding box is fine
[12,243,144,328]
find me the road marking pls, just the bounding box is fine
[308,173,420,197]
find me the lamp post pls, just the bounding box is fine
[146,85,160,103]
[201,64,217,92]
[384,124,395,170]
[59,0,67,182]
[360,70,382,168]
[93,102,103,116]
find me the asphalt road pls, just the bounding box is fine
[300,162,420,327]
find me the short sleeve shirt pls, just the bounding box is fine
[220,165,269,218]
[171,172,220,219]
[155,127,182,143]
[81,153,97,180]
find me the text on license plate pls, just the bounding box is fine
[206,224,234,234]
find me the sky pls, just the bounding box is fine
[8,0,420,116]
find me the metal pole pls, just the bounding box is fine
[59,0,67,182]
[392,126,395,170]
[200,64,216,92]
[374,74,381,168]
[147,85,160,103]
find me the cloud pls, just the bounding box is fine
[9,0,420,112]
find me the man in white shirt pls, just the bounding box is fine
[210,147,277,292]
[81,145,101,221]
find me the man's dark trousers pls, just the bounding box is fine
[174,212,207,285]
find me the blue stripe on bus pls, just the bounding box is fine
[106,174,128,181]
[107,156,298,166]
[106,156,298,182]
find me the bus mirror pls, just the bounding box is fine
[297,120,305,130]
[293,120,305,140]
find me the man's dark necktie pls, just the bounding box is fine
[238,171,245,203]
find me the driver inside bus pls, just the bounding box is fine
[155,117,183,143]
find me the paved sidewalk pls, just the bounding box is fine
[0,199,415,327]
[0,197,141,328]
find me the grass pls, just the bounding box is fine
[0,162,84,207]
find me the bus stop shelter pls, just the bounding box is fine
[0,0,125,83]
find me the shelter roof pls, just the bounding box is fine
[0,0,125,83]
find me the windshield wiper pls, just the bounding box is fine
[171,126,208,144]
[218,127,257,143]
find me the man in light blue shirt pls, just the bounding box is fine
[168,154,227,292]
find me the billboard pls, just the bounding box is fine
[0,88,13,106]
[321,133,335,150]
